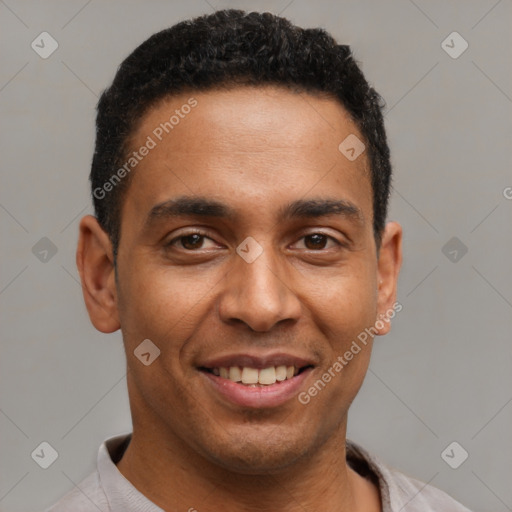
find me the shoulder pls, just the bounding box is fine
[43,470,109,512]
[383,464,473,511]
[346,440,473,512]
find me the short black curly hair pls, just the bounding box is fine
[91,9,392,258]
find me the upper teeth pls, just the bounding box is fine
[213,365,298,385]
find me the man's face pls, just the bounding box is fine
[109,86,398,473]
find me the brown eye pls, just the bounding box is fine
[166,231,220,252]
[180,234,205,250]
[304,234,328,250]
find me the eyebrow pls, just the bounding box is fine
[145,196,364,227]
[281,198,364,223]
[146,197,235,226]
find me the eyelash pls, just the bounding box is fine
[165,231,342,251]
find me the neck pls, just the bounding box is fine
[116,421,380,512]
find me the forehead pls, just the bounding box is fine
[124,85,372,223]
[137,85,362,151]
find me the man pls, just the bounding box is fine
[46,9,472,512]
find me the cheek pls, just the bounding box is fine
[305,261,378,343]
[116,261,221,356]
[117,263,214,409]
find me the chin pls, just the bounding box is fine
[198,426,314,475]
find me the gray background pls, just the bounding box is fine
[1,0,511,511]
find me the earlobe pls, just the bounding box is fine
[76,215,120,333]
[375,221,402,336]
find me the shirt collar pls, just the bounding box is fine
[97,432,164,512]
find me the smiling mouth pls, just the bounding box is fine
[199,365,313,386]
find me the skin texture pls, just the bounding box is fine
[77,85,402,512]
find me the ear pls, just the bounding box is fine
[76,215,120,333]
[375,221,402,336]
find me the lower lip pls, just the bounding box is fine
[201,369,313,408]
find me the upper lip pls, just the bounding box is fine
[198,352,316,370]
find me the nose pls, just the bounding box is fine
[217,248,302,332]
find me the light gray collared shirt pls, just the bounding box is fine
[45,433,472,512]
